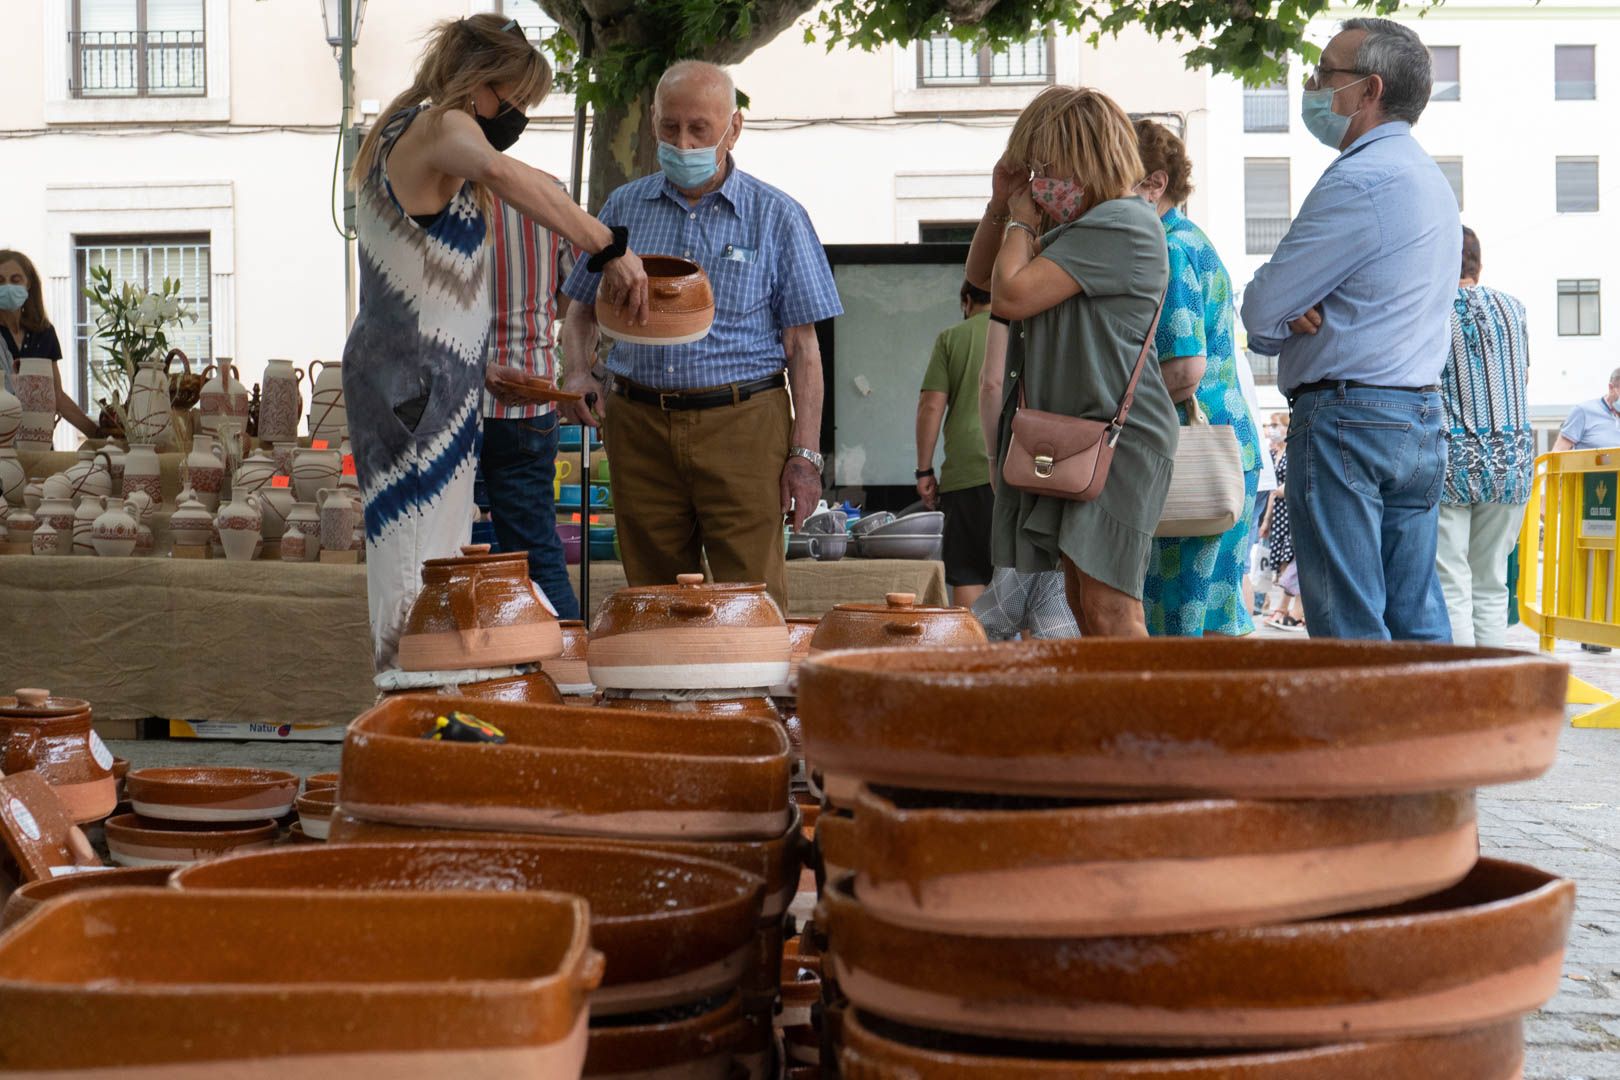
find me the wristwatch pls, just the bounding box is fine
[788,446,825,471]
[915,467,935,479]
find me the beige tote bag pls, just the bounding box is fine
[1155,398,1245,538]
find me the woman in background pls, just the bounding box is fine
[0,249,101,438]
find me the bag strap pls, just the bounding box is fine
[1016,289,1168,423]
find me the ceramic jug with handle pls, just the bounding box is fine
[0,447,25,507]
[259,359,304,444]
[185,434,226,512]
[64,449,113,502]
[125,354,177,445]
[120,443,162,503]
[198,362,250,436]
[214,490,263,562]
[291,446,341,503]
[0,383,21,448]
[71,495,101,555]
[317,487,355,553]
[307,360,346,445]
[91,497,140,558]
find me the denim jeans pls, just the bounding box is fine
[1284,385,1451,642]
[479,413,581,621]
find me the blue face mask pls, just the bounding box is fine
[1301,75,1370,150]
[657,129,727,190]
[0,284,26,312]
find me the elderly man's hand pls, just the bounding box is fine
[559,365,606,428]
[1289,305,1324,337]
[599,250,649,326]
[780,455,822,530]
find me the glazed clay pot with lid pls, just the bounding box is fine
[809,593,988,654]
[848,786,1481,937]
[589,574,790,691]
[0,770,102,882]
[0,687,116,824]
[799,639,1567,798]
[821,858,1573,1047]
[598,256,715,346]
[542,620,594,698]
[0,888,601,1077]
[398,544,564,672]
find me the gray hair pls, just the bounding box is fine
[655,60,738,114]
[1610,366,1620,386]
[1341,17,1432,125]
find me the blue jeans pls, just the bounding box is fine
[479,413,581,621]
[1284,385,1451,642]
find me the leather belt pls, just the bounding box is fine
[1287,379,1441,404]
[610,372,786,412]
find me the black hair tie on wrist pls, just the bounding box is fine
[587,225,630,273]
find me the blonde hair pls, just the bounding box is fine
[1006,87,1144,212]
[351,15,551,204]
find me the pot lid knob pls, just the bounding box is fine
[460,544,492,556]
[885,592,917,609]
[14,689,49,707]
[676,573,706,586]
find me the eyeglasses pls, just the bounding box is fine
[1306,65,1367,89]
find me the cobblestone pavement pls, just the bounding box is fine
[108,624,1620,1076]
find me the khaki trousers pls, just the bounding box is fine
[604,386,791,608]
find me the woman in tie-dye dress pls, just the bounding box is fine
[1133,120,1263,637]
[345,14,647,670]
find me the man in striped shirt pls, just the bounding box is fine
[480,191,582,619]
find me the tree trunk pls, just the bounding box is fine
[585,90,658,215]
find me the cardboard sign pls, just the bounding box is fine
[1582,472,1617,540]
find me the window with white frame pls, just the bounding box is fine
[1558,279,1601,337]
[1434,157,1464,211]
[1555,45,1596,100]
[1243,71,1289,133]
[72,0,205,98]
[75,235,212,407]
[500,0,569,73]
[1556,157,1600,213]
[918,34,1052,87]
[1244,159,1291,255]
[1430,46,1460,101]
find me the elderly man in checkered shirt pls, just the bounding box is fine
[560,60,843,609]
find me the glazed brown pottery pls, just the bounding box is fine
[809,593,988,654]
[544,620,594,697]
[104,814,277,867]
[304,771,339,791]
[126,766,300,823]
[838,1010,1526,1079]
[0,888,601,1075]
[0,688,116,824]
[597,256,715,346]
[776,617,820,694]
[850,786,1480,937]
[383,669,565,706]
[340,695,792,841]
[487,365,585,406]
[585,992,748,1079]
[294,787,337,840]
[589,575,790,691]
[286,821,321,844]
[0,865,173,931]
[601,691,783,724]
[0,771,101,881]
[822,858,1573,1047]
[799,640,1567,798]
[174,840,764,1016]
[398,544,565,672]
[112,756,130,801]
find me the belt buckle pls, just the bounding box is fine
[658,391,678,411]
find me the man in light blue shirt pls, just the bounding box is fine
[1241,17,1460,642]
[1553,369,1620,452]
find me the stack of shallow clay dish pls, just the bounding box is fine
[384,544,568,705]
[799,638,1575,1077]
[327,692,801,1080]
[108,766,298,867]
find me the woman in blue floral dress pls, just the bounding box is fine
[1134,121,1263,637]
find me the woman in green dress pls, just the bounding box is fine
[965,87,1176,637]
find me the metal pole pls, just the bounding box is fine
[340,0,357,331]
[570,24,593,620]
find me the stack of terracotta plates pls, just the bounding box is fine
[799,638,1574,1077]
[109,766,297,867]
[328,693,801,1079]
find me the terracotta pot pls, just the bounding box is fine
[598,256,715,346]
[601,691,783,724]
[817,810,856,885]
[0,865,173,931]
[822,858,1572,1047]
[259,358,304,443]
[103,813,278,867]
[112,756,130,800]
[799,639,1567,798]
[293,786,337,840]
[543,619,594,697]
[810,593,988,654]
[0,888,601,1075]
[779,951,822,1029]
[304,771,339,791]
[399,544,565,671]
[848,786,1480,937]
[0,688,116,824]
[776,617,820,693]
[340,695,791,841]
[589,574,790,691]
[837,1010,1526,1079]
[585,992,749,1078]
[125,766,300,823]
[175,839,765,1016]
[0,770,101,881]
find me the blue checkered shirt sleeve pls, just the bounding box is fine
[773,202,842,328]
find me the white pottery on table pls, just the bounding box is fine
[14,413,55,452]
[64,449,113,502]
[317,487,355,553]
[22,480,42,512]
[198,363,249,436]
[13,358,56,417]
[0,448,25,506]
[41,473,74,503]
[30,521,58,556]
[102,445,127,494]
[285,501,320,562]
[214,491,263,562]
[6,505,37,545]
[185,434,226,513]
[123,490,155,521]
[307,360,346,445]
[256,484,293,542]
[125,356,176,446]
[34,494,75,555]
[134,519,155,557]
[169,489,214,548]
[0,384,20,448]
[291,447,341,504]
[120,443,162,504]
[91,497,140,558]
[267,442,296,478]
[71,496,101,556]
[233,447,279,498]
[259,359,304,444]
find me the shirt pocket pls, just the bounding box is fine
[707,241,772,317]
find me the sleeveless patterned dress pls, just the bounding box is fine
[342,106,489,671]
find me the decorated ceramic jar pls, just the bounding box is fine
[120,442,162,504]
[597,256,715,346]
[185,434,226,513]
[588,574,789,691]
[168,487,213,549]
[214,491,263,562]
[30,520,58,556]
[90,497,140,558]
[307,359,347,445]
[0,688,117,824]
[6,505,38,545]
[0,448,25,507]
[291,447,341,504]
[317,487,355,552]
[285,501,320,562]
[397,544,564,671]
[0,384,20,448]
[35,493,76,555]
[258,358,304,444]
[71,496,100,556]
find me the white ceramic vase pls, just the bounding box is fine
[291,447,341,503]
[285,500,320,562]
[0,448,24,507]
[125,357,174,446]
[72,495,101,555]
[121,443,162,504]
[169,488,214,548]
[259,359,304,444]
[307,360,346,445]
[317,487,355,553]
[91,497,140,558]
[214,491,263,562]
[34,493,75,555]
[185,434,226,513]
[0,384,20,448]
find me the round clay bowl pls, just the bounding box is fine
[286,821,321,844]
[585,992,748,1077]
[0,688,115,824]
[589,575,789,691]
[126,766,300,823]
[597,255,715,346]
[0,866,174,931]
[103,813,278,867]
[809,593,988,654]
[399,544,564,671]
[799,640,1567,798]
[601,693,783,724]
[544,620,594,696]
[822,858,1572,1047]
[304,771,339,791]
[850,786,1481,937]
[383,669,564,706]
[174,840,765,1015]
[838,1010,1526,1079]
[294,787,338,840]
[340,695,792,841]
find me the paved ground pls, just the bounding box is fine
[106,624,1620,1076]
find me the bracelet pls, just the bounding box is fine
[788,446,825,471]
[915,467,935,479]
[985,201,1009,226]
[586,225,629,272]
[1004,220,1039,243]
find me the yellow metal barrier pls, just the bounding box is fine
[1518,448,1620,727]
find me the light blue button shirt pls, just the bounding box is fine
[1561,397,1620,450]
[1241,122,1461,396]
[562,161,843,390]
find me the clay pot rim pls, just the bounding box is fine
[420,549,530,573]
[304,772,340,789]
[295,787,338,813]
[0,689,92,721]
[126,766,301,796]
[639,255,706,279]
[104,813,280,843]
[4,866,175,919]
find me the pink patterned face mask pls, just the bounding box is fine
[1030,177,1086,223]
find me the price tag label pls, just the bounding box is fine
[271,476,290,489]
[342,455,357,477]
[8,798,40,842]
[311,439,330,450]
